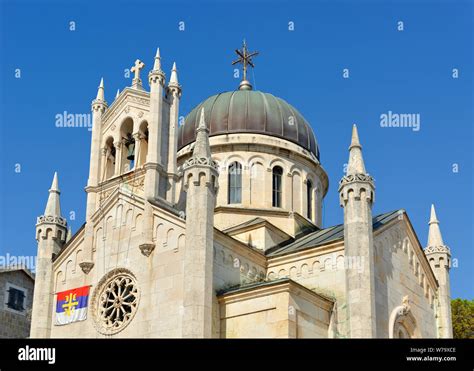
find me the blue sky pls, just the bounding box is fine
[0,0,472,299]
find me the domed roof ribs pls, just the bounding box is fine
[244,90,249,130]
[179,91,320,159]
[207,93,220,133]
[261,91,269,134]
[228,90,236,132]
[286,104,300,145]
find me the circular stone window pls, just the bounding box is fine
[92,269,139,335]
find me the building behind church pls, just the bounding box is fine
[29,46,453,338]
[0,267,35,338]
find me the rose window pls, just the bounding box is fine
[93,271,139,335]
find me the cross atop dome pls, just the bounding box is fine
[232,40,259,90]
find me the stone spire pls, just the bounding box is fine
[181,106,219,338]
[96,78,105,101]
[44,172,62,217]
[347,124,366,175]
[169,62,179,87]
[192,108,211,159]
[115,89,120,99]
[153,47,162,71]
[31,171,67,337]
[427,204,444,247]
[338,124,376,338]
[424,204,453,338]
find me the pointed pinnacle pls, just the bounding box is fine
[193,107,211,158]
[197,107,208,131]
[427,204,444,247]
[96,78,105,101]
[346,124,366,175]
[349,124,361,150]
[50,171,59,192]
[429,204,439,224]
[44,172,62,217]
[153,47,162,70]
[169,62,178,85]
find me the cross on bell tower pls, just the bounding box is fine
[232,40,259,91]
[131,59,145,89]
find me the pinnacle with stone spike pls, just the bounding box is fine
[346,124,367,175]
[44,172,62,217]
[427,204,445,247]
[169,62,179,85]
[96,78,105,101]
[192,107,211,159]
[153,48,162,71]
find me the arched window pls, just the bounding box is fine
[137,121,149,167]
[104,137,116,180]
[120,118,134,173]
[307,180,313,219]
[228,162,242,204]
[272,166,283,207]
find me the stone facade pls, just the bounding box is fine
[0,268,35,338]
[29,49,453,339]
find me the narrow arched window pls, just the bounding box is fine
[228,162,242,204]
[272,166,283,207]
[307,180,313,219]
[104,137,116,180]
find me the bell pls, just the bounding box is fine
[124,133,135,161]
[126,142,135,161]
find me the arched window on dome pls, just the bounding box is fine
[228,162,242,204]
[307,180,313,220]
[272,166,283,208]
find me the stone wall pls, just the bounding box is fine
[374,219,438,338]
[0,270,34,338]
[218,280,332,338]
[267,242,347,337]
[50,199,186,338]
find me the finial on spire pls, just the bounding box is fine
[44,172,62,217]
[346,124,366,175]
[427,204,445,247]
[232,40,259,91]
[192,107,211,158]
[96,78,105,101]
[115,89,120,99]
[169,62,179,86]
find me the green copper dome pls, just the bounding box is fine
[178,90,320,159]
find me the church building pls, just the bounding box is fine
[30,44,453,338]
